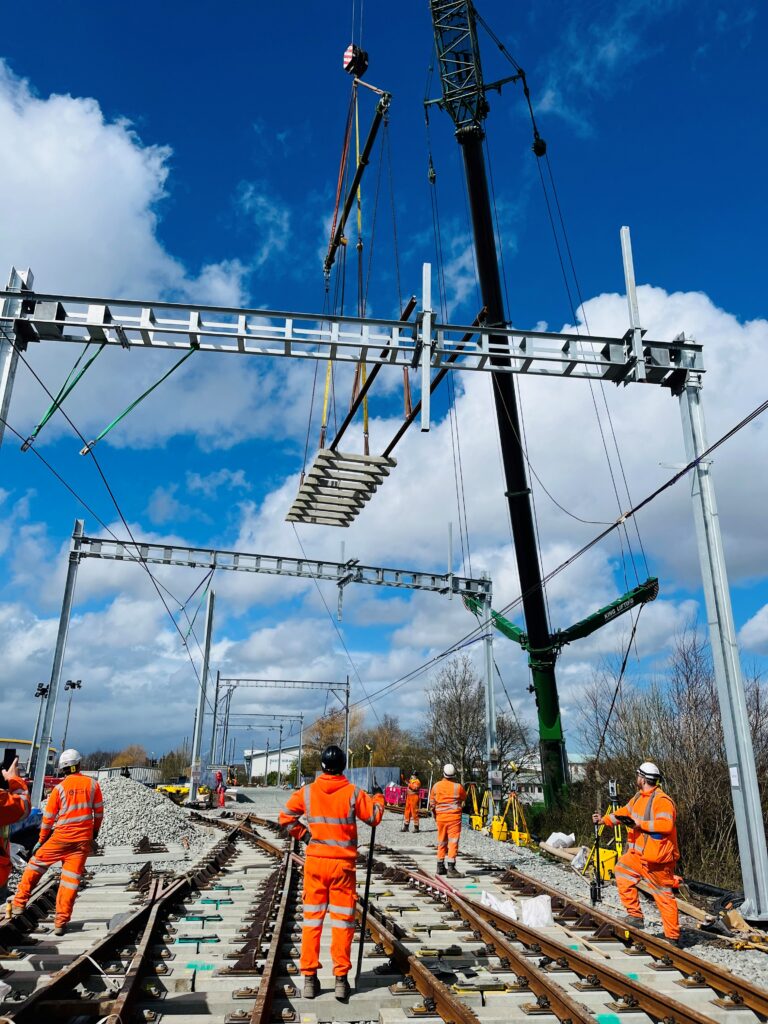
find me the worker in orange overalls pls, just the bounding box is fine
[279,745,384,1003]
[402,773,421,833]
[594,760,681,946]
[214,770,227,808]
[429,763,467,878]
[1,757,31,904]
[13,748,103,936]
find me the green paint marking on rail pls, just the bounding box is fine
[625,972,639,981]
[185,962,216,970]
[597,1015,621,1024]
[569,944,579,950]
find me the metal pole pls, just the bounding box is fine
[277,724,283,788]
[0,267,31,453]
[31,519,84,807]
[679,378,768,919]
[61,687,74,751]
[189,589,215,804]
[297,716,303,786]
[210,670,221,765]
[265,735,270,785]
[221,687,232,765]
[482,579,498,824]
[344,676,350,757]
[28,687,47,775]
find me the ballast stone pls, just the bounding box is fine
[96,775,210,852]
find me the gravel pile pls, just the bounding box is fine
[97,776,211,853]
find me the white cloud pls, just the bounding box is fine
[186,468,250,498]
[739,606,768,655]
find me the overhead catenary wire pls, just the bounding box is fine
[8,342,217,709]
[339,390,768,714]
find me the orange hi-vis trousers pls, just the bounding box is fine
[436,814,462,861]
[13,836,90,926]
[301,856,357,977]
[613,850,680,939]
[404,793,420,825]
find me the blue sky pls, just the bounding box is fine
[1,0,766,762]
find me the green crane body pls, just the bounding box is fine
[464,577,659,791]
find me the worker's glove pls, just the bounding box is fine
[299,830,310,845]
[372,786,383,796]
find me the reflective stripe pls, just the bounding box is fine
[303,903,328,912]
[63,802,96,813]
[655,811,673,821]
[306,815,352,825]
[305,783,311,819]
[328,903,355,916]
[93,802,104,810]
[330,919,356,929]
[59,880,79,891]
[61,870,82,881]
[310,837,356,848]
[55,813,95,825]
[302,919,324,928]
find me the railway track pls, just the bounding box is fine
[2,809,766,1023]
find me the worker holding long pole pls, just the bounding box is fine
[279,746,384,1002]
[593,761,682,946]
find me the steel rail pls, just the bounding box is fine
[249,848,297,1024]
[498,866,768,1018]
[1,828,242,1022]
[413,870,723,1024]
[0,876,58,954]
[359,896,484,1024]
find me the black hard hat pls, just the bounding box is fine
[321,745,347,774]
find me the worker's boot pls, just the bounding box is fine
[334,974,351,1001]
[445,861,462,878]
[436,860,447,875]
[413,824,420,833]
[401,822,409,832]
[302,974,320,999]
[622,914,644,929]
[53,923,67,937]
[11,904,25,918]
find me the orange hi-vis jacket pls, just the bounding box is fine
[279,773,384,859]
[1,777,31,884]
[429,778,467,819]
[407,776,421,793]
[603,786,679,866]
[40,773,104,844]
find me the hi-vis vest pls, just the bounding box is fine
[608,788,679,866]
[279,778,384,861]
[429,779,466,818]
[407,777,421,794]
[41,774,104,843]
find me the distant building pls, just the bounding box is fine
[503,752,590,804]
[0,738,57,773]
[244,743,301,782]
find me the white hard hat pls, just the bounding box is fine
[443,763,456,778]
[637,761,660,780]
[58,748,82,771]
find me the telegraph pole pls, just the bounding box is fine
[428,1,568,803]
